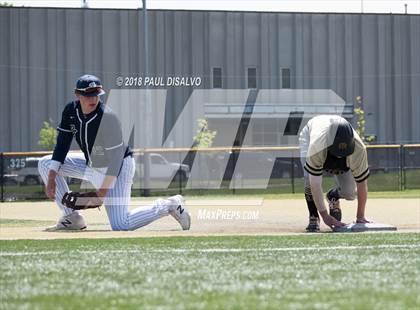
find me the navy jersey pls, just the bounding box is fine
[52,101,132,176]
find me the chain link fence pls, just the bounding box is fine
[1,145,419,201]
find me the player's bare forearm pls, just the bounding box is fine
[309,174,345,228]
[356,180,368,220]
[45,170,58,199]
[97,175,117,198]
[308,174,327,212]
[48,169,57,180]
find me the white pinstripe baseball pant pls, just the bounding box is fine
[38,154,171,231]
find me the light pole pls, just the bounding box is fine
[142,0,151,196]
[143,0,148,78]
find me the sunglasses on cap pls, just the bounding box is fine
[75,86,103,92]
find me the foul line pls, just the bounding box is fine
[0,244,419,257]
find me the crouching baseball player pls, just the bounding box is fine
[299,115,371,232]
[38,74,191,231]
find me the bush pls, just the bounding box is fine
[354,96,375,143]
[38,120,57,151]
[193,118,217,148]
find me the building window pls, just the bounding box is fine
[212,67,222,88]
[247,67,257,89]
[281,68,291,89]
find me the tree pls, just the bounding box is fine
[38,119,57,151]
[193,118,217,148]
[354,96,375,143]
[191,119,217,187]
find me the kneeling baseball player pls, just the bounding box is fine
[299,115,371,232]
[38,74,190,231]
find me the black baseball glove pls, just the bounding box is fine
[61,191,103,210]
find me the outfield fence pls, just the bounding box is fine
[1,144,419,201]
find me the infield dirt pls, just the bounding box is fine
[0,198,419,239]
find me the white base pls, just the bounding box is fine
[333,222,397,233]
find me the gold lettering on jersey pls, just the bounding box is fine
[338,142,347,150]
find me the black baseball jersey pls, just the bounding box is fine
[52,100,132,176]
[322,152,350,175]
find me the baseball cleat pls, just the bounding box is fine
[326,190,342,221]
[168,195,191,230]
[45,212,87,231]
[306,215,320,232]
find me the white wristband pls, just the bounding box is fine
[49,160,61,173]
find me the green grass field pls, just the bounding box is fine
[1,233,419,310]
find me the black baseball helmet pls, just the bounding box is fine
[75,74,105,97]
[327,118,355,157]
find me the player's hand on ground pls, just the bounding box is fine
[356,217,372,224]
[321,213,345,229]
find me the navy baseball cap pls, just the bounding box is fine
[75,74,105,97]
[327,118,356,157]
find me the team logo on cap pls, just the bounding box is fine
[89,81,97,88]
[338,142,347,150]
